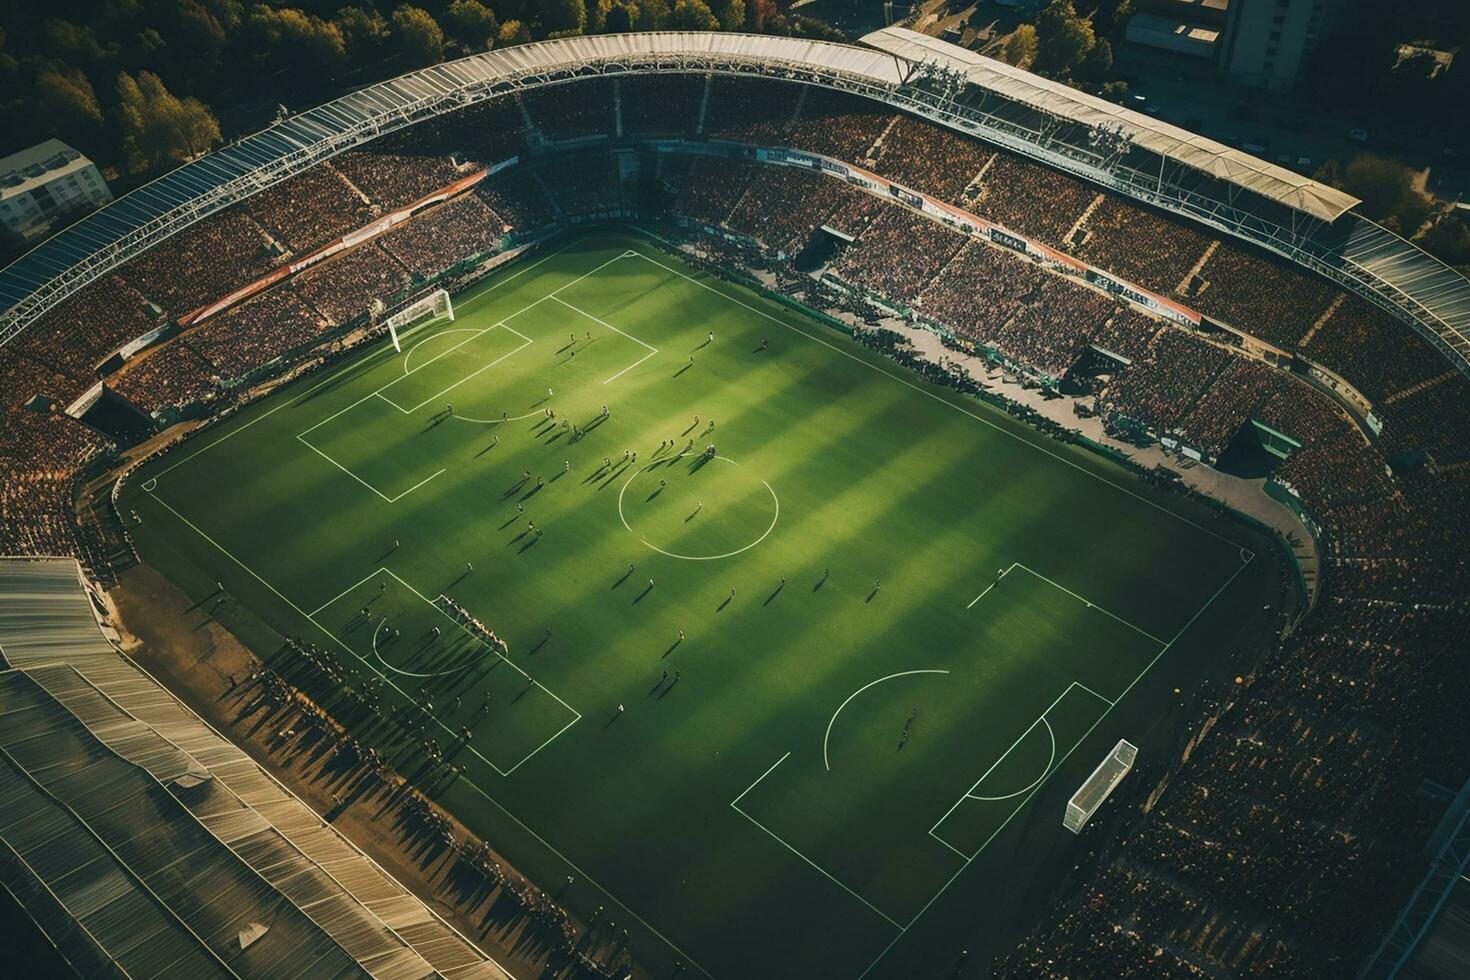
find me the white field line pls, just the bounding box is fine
[966,562,1018,608]
[548,295,658,384]
[377,330,533,414]
[729,753,904,930]
[822,670,950,772]
[626,248,1245,551]
[858,558,1252,979]
[145,235,584,489]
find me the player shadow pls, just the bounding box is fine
[529,633,550,654]
[681,421,698,435]
[657,676,679,698]
[510,530,530,544]
[866,588,879,603]
[519,483,544,501]
[542,429,566,446]
[662,637,681,657]
[687,455,712,474]
[633,583,654,604]
[422,415,448,431]
[645,487,664,501]
[813,573,828,592]
[764,582,784,605]
[716,595,732,612]
[602,711,621,729]
[498,514,520,530]
[518,536,539,553]
[684,509,700,523]
[585,415,608,432]
[612,569,633,589]
[474,442,498,458]
[551,469,568,482]
[674,364,693,378]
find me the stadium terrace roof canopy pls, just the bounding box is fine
[1,30,1467,373]
[0,558,509,980]
[861,27,1360,223]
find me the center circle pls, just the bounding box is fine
[617,455,779,560]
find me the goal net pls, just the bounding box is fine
[384,289,453,351]
[1064,739,1137,833]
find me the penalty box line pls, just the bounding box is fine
[927,680,1113,861]
[857,557,1254,979]
[142,495,715,980]
[730,753,905,931]
[309,565,581,778]
[968,563,1167,646]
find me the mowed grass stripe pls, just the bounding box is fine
[124,232,1263,980]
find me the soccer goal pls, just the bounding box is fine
[385,288,454,352]
[1064,739,1137,833]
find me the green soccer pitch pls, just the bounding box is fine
[122,231,1285,978]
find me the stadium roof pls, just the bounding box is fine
[861,27,1360,223]
[0,558,510,980]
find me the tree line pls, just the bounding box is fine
[0,0,841,178]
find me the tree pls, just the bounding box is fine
[542,0,588,34]
[1035,0,1096,80]
[496,19,531,46]
[248,7,348,81]
[1001,25,1038,69]
[1078,36,1112,82]
[1336,154,1431,234]
[116,70,221,172]
[636,0,671,30]
[392,5,445,66]
[604,2,640,33]
[668,0,719,30]
[710,0,745,31]
[334,6,391,62]
[1418,214,1470,270]
[32,69,104,151]
[445,0,498,49]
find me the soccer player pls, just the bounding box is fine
[708,331,714,344]
[446,403,453,416]
[547,387,554,399]
[564,460,571,472]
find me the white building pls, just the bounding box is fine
[0,139,112,243]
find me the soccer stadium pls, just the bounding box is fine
[1,23,1468,980]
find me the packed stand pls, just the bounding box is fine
[473,171,557,235]
[1088,307,1163,365]
[620,75,702,136]
[1100,328,1235,434]
[377,194,503,280]
[674,157,757,229]
[294,243,409,325]
[1190,242,1337,349]
[704,77,802,146]
[985,279,1117,379]
[788,88,892,163]
[871,115,994,202]
[1300,294,1447,402]
[120,209,281,319]
[109,341,219,415]
[535,157,627,217]
[331,142,464,212]
[245,165,372,254]
[974,153,1098,247]
[724,165,855,256]
[17,274,155,387]
[831,208,964,307]
[916,241,1045,346]
[1378,375,1470,466]
[524,80,613,141]
[1075,197,1216,297]
[1175,357,1290,458]
[185,287,328,381]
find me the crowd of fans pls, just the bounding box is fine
[1075,197,1215,297]
[871,116,995,203]
[17,274,154,386]
[1300,295,1448,403]
[5,79,1470,980]
[294,243,409,325]
[378,194,505,279]
[525,80,614,142]
[704,77,802,146]
[1190,242,1339,350]
[119,209,282,319]
[831,208,964,307]
[185,287,328,381]
[620,74,702,137]
[246,165,373,254]
[535,156,629,218]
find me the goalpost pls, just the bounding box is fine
[384,289,454,352]
[1064,739,1137,833]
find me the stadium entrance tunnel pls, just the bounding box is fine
[617,454,778,560]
